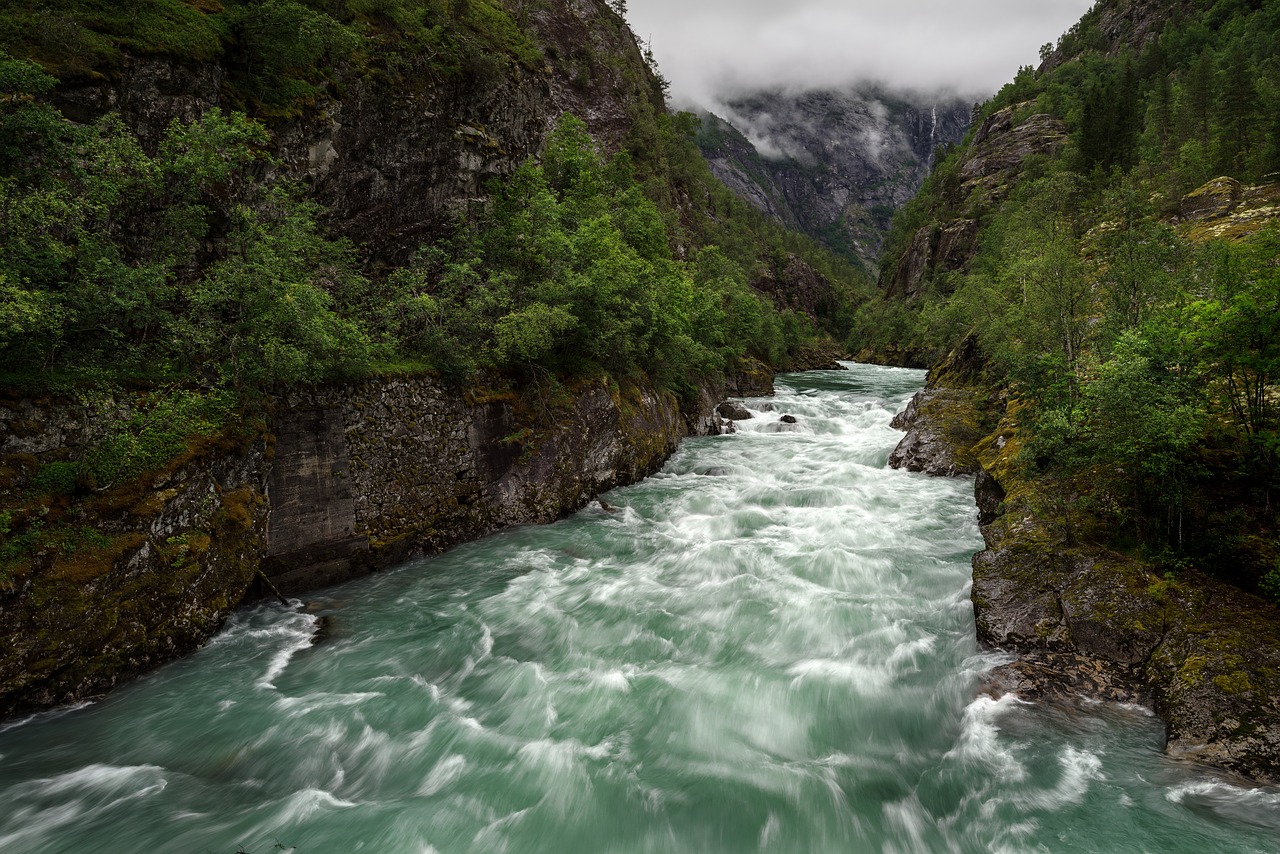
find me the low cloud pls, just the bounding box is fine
[624,0,1094,107]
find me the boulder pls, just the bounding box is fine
[716,402,753,421]
[1179,176,1243,221]
[887,388,984,477]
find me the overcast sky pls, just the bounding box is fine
[624,0,1095,107]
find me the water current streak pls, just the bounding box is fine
[1,365,1277,852]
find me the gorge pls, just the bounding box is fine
[5,365,1278,852]
[2,0,1280,847]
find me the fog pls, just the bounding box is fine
[624,0,1095,107]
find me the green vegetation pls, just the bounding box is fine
[0,53,365,389]
[0,39,859,395]
[0,0,544,115]
[866,0,1280,602]
[361,114,829,392]
[0,0,867,595]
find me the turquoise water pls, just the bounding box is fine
[1,364,1278,853]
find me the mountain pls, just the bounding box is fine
[0,0,871,393]
[0,0,873,716]
[696,88,972,271]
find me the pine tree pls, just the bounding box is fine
[1183,48,1215,148]
[1114,54,1141,170]
[1216,40,1258,176]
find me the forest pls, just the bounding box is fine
[0,0,872,581]
[858,0,1280,601]
[0,1,867,397]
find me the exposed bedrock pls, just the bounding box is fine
[0,370,762,719]
[888,353,1280,784]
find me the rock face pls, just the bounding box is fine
[1039,0,1199,75]
[883,105,1067,299]
[1177,176,1280,242]
[785,341,853,373]
[887,389,983,477]
[716,402,753,421]
[0,372,754,718]
[0,398,271,719]
[888,348,1280,784]
[51,0,664,268]
[974,522,1280,784]
[887,336,994,475]
[261,375,722,592]
[957,108,1068,202]
[697,88,971,270]
[750,255,841,322]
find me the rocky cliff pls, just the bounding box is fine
[0,397,272,719]
[883,103,1068,300]
[0,372,762,719]
[697,88,971,271]
[47,0,665,268]
[887,347,1280,785]
[1039,0,1199,75]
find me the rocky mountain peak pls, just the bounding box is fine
[696,86,971,271]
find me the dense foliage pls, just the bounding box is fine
[0,53,371,388]
[0,0,544,116]
[862,0,1280,598]
[361,114,824,390]
[0,38,859,394]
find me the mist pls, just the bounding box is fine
[623,0,1095,107]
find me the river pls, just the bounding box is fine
[1,364,1278,852]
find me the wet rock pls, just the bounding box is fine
[887,388,983,477]
[310,615,333,646]
[786,341,852,372]
[974,468,1005,526]
[780,415,798,424]
[974,516,1280,784]
[887,344,1280,783]
[716,402,753,421]
[696,466,731,477]
[981,651,1150,708]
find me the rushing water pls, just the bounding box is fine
[3,364,1279,853]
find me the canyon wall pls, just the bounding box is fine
[0,372,763,718]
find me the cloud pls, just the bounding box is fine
[623,0,1095,107]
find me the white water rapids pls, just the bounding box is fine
[1,364,1277,852]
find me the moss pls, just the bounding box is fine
[130,487,180,518]
[464,383,517,407]
[1178,654,1208,687]
[215,488,262,533]
[1212,670,1254,695]
[47,532,145,585]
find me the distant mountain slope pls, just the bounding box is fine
[696,88,971,271]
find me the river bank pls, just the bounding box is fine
[3,365,1278,851]
[887,351,1280,785]
[0,368,769,720]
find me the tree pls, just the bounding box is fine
[1216,40,1258,175]
[1093,177,1182,336]
[1079,332,1206,543]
